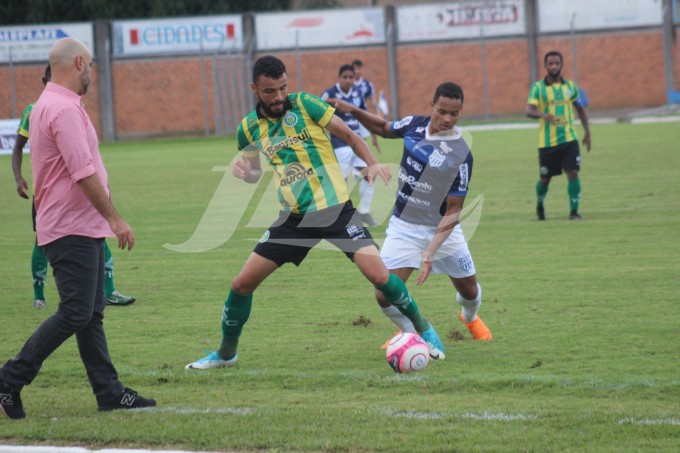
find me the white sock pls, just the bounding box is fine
[380,305,416,333]
[456,283,482,323]
[358,178,375,214]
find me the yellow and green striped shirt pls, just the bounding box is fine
[528,78,581,148]
[237,92,349,214]
[17,103,33,138]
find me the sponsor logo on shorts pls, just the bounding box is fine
[459,254,473,272]
[346,224,367,241]
[280,162,315,187]
[283,112,298,127]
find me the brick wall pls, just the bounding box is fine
[2,26,678,139]
[112,58,214,139]
[0,65,101,137]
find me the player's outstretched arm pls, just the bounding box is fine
[326,115,391,186]
[327,98,394,138]
[416,195,465,285]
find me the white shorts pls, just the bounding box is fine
[358,123,371,139]
[380,215,476,278]
[335,145,367,179]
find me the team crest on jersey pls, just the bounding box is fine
[565,88,572,98]
[284,112,298,127]
[280,162,315,186]
[428,150,446,167]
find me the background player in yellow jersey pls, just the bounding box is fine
[526,51,591,221]
[11,64,135,309]
[186,55,445,370]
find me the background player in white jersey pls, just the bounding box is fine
[328,82,493,341]
[352,59,383,154]
[321,64,378,227]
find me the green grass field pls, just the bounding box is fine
[1,122,679,452]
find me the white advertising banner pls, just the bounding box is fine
[0,119,23,155]
[397,1,525,42]
[113,15,243,57]
[538,0,662,32]
[255,8,385,50]
[0,23,94,63]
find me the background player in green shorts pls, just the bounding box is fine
[186,55,445,370]
[11,64,135,308]
[526,50,591,220]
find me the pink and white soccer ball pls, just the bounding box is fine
[385,332,429,373]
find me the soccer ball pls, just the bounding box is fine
[385,332,429,373]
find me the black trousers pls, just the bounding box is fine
[0,235,124,405]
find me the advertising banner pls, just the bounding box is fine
[538,0,662,32]
[113,15,243,57]
[255,8,384,50]
[0,23,94,63]
[0,119,23,155]
[397,1,525,42]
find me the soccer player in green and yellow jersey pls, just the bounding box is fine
[526,51,591,221]
[11,64,135,309]
[186,55,446,370]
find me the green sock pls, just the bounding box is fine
[568,178,581,213]
[536,181,549,207]
[31,244,47,300]
[104,241,115,296]
[376,273,429,333]
[217,290,253,360]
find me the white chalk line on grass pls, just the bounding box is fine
[376,408,535,421]
[139,406,253,415]
[618,417,680,426]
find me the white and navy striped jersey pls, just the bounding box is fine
[390,115,473,227]
[321,83,366,149]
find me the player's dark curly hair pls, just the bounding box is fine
[433,82,464,105]
[338,64,354,77]
[252,55,286,83]
[544,51,563,64]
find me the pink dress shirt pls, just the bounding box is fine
[30,82,115,246]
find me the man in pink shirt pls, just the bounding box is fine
[0,38,155,420]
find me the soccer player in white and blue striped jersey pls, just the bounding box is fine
[321,64,378,226]
[328,82,493,341]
